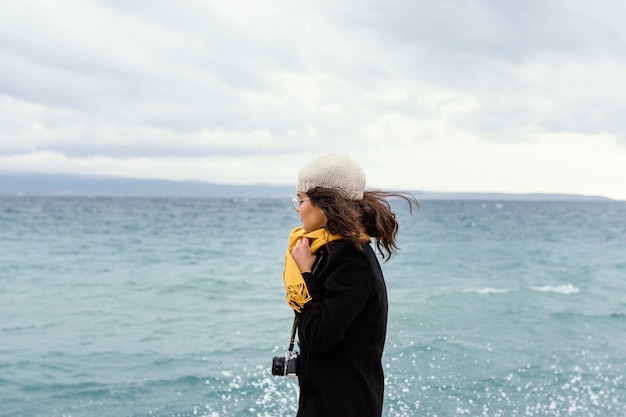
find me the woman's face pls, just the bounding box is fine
[297,192,327,232]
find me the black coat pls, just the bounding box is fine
[296,239,388,417]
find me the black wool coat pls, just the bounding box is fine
[296,239,388,417]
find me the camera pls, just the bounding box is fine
[271,350,299,379]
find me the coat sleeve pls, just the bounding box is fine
[298,244,373,353]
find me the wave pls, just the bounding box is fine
[462,287,512,294]
[530,284,580,295]
[462,284,580,296]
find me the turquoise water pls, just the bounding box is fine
[1,197,625,417]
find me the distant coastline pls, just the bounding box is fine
[0,172,615,201]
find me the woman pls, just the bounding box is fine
[283,152,417,417]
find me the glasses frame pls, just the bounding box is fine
[291,197,310,211]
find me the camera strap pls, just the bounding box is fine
[288,316,298,352]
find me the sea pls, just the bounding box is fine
[1,196,625,417]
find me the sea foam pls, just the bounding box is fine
[530,284,580,295]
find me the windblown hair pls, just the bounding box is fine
[306,187,419,260]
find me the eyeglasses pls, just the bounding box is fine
[291,197,310,211]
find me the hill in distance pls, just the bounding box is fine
[0,172,614,201]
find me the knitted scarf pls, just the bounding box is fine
[283,227,342,312]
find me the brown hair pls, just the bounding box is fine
[306,187,418,260]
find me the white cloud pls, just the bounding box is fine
[357,131,626,200]
[0,0,625,199]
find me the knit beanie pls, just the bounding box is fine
[297,152,366,200]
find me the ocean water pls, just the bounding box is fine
[1,196,625,417]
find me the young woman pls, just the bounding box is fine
[282,152,417,417]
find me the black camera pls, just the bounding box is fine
[271,350,299,379]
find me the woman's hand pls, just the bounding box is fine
[291,237,316,273]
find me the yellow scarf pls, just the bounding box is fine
[283,227,342,312]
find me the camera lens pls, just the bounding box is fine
[271,356,285,376]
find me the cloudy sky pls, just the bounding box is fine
[1,0,625,199]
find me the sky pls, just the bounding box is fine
[1,0,625,200]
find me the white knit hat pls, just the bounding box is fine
[297,152,366,200]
